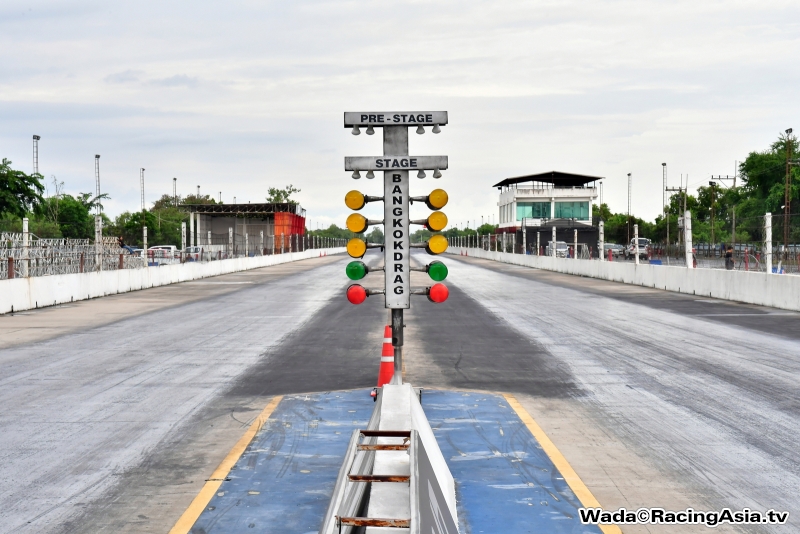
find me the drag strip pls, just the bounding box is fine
[406,253,799,533]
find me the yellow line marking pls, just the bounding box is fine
[168,395,284,534]
[504,394,622,534]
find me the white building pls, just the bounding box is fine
[495,171,601,231]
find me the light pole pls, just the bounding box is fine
[173,177,177,206]
[627,173,632,244]
[663,163,668,261]
[709,181,717,252]
[785,128,793,261]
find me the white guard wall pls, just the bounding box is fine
[449,248,800,312]
[0,248,345,315]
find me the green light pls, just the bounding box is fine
[427,260,448,281]
[346,261,368,280]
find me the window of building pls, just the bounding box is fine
[516,202,551,220]
[555,201,589,220]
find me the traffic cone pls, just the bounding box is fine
[371,326,394,398]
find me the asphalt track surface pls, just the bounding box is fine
[1,251,798,533]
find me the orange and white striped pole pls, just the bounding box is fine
[371,325,395,398]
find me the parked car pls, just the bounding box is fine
[545,241,568,258]
[603,243,624,257]
[182,246,202,261]
[148,245,178,259]
[624,238,651,260]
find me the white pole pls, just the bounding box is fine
[599,221,605,261]
[95,214,102,271]
[522,222,526,254]
[634,224,639,265]
[684,210,693,268]
[573,229,578,260]
[22,217,29,277]
[181,222,186,251]
[195,213,200,247]
[207,230,211,246]
[281,232,285,254]
[245,233,249,257]
[537,232,540,256]
[143,226,148,267]
[228,227,233,257]
[551,226,556,257]
[189,211,194,249]
[260,230,264,255]
[765,212,772,274]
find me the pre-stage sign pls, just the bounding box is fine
[345,156,448,171]
[344,111,447,127]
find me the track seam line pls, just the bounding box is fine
[168,395,283,534]
[504,394,622,534]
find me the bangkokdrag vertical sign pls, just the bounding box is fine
[344,111,448,309]
[385,170,410,307]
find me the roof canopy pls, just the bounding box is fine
[183,203,305,217]
[493,171,603,188]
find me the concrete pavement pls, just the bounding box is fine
[1,250,797,533]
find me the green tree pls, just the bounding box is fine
[0,158,44,217]
[266,185,301,204]
[365,226,384,243]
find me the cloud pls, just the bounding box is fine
[148,75,200,88]
[0,0,798,224]
[105,70,144,84]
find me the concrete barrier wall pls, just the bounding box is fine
[448,247,800,312]
[0,248,345,315]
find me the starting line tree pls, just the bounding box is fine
[343,111,450,384]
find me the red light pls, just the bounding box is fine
[428,283,449,303]
[347,284,367,305]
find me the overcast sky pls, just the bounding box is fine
[2,0,798,229]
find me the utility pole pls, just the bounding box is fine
[709,181,717,252]
[140,168,147,259]
[627,173,632,244]
[785,128,793,261]
[662,163,668,260]
[95,155,102,270]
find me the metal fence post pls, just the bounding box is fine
[143,226,148,267]
[574,229,577,260]
[22,217,29,277]
[765,212,772,274]
[281,232,285,254]
[260,231,264,255]
[245,233,249,257]
[684,211,693,268]
[181,222,186,251]
[95,214,102,272]
[551,226,556,257]
[599,221,605,261]
[634,224,639,265]
[228,227,233,257]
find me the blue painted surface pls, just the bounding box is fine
[190,391,374,534]
[423,390,601,533]
[191,390,601,533]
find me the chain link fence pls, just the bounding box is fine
[3,224,344,280]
